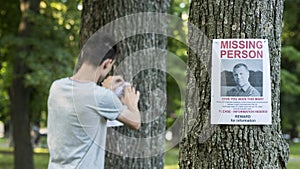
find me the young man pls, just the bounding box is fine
[227,63,261,97]
[47,33,141,169]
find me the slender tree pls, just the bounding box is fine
[179,0,289,168]
[9,0,40,168]
[80,0,170,168]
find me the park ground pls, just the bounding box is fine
[0,138,300,169]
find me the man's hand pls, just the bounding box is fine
[117,86,141,130]
[121,86,140,110]
[102,76,124,91]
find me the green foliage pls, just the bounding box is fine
[27,0,80,124]
[282,0,300,47]
[281,69,300,94]
[0,62,11,123]
[0,0,20,123]
[280,0,300,138]
[0,0,81,125]
[166,0,189,128]
[0,0,20,37]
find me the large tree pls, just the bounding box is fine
[80,0,170,168]
[179,0,289,168]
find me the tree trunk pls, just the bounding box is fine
[80,0,170,168]
[179,0,289,168]
[9,0,40,168]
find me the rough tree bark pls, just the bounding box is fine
[179,0,289,168]
[80,0,170,168]
[9,0,40,169]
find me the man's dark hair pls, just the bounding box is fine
[75,33,119,72]
[233,63,249,72]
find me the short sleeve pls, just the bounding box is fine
[95,88,123,120]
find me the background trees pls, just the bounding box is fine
[280,0,300,141]
[0,0,80,168]
[179,0,289,168]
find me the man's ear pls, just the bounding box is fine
[101,59,111,69]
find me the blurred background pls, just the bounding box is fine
[0,0,299,168]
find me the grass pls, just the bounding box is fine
[0,138,8,144]
[0,139,299,169]
[288,142,300,169]
[0,151,49,169]
[0,147,179,169]
[165,148,179,169]
[0,148,179,169]
[290,142,300,158]
[0,138,49,169]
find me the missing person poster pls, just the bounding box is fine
[211,39,272,125]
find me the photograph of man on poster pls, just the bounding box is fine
[221,60,263,97]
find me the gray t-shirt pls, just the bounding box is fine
[47,78,123,169]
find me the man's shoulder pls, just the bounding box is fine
[49,77,68,90]
[51,77,69,85]
[96,86,118,99]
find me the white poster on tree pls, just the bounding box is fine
[211,39,272,125]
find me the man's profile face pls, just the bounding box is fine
[233,66,249,87]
